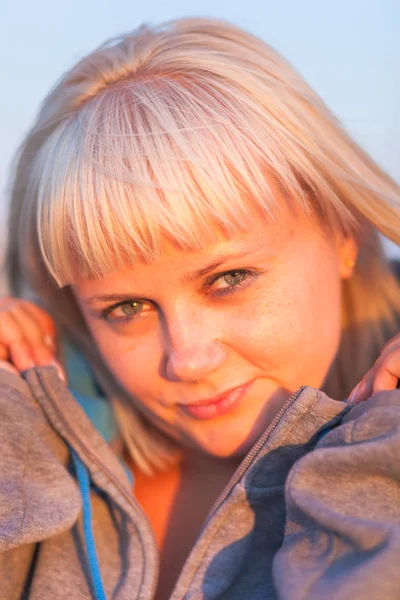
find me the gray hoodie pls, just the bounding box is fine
[1,365,400,599]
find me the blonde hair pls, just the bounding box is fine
[7,17,400,472]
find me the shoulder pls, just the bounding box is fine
[274,388,400,598]
[0,367,81,552]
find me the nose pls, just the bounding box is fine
[161,307,227,382]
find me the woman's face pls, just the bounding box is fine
[74,205,356,458]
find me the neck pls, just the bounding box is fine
[180,447,241,485]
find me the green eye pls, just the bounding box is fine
[209,269,255,296]
[104,301,146,321]
[222,271,247,286]
[118,301,143,316]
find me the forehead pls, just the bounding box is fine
[72,208,322,296]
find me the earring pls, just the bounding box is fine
[345,258,356,269]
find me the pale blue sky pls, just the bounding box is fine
[0,0,399,267]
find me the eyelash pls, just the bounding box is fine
[205,268,256,296]
[100,269,258,323]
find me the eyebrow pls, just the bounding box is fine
[84,245,262,304]
[180,247,258,283]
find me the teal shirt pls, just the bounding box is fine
[63,340,133,483]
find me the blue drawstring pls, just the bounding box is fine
[70,448,107,600]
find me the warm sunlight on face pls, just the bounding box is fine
[73,206,355,459]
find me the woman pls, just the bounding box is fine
[2,16,400,600]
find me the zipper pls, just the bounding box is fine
[35,369,160,600]
[37,368,304,600]
[198,385,306,535]
[167,385,307,600]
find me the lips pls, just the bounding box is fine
[186,384,248,406]
[179,381,253,420]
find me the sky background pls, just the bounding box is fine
[0,0,399,291]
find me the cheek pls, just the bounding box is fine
[276,258,343,386]
[237,290,303,366]
[240,263,342,386]
[87,322,162,403]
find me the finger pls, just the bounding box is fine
[348,340,400,403]
[6,306,53,350]
[0,359,19,376]
[12,304,57,351]
[20,302,56,341]
[0,312,26,345]
[9,342,66,382]
[0,344,9,361]
[348,375,372,404]
[376,341,400,373]
[371,352,400,395]
[378,334,400,357]
[371,368,399,395]
[30,344,66,382]
[0,299,56,349]
[52,360,66,382]
[0,297,54,333]
[348,381,361,404]
[10,341,53,371]
[349,348,400,404]
[8,342,35,371]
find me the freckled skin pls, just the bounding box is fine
[74,206,356,459]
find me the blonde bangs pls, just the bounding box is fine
[34,71,350,287]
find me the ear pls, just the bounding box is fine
[336,236,359,280]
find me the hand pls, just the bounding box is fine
[0,297,66,381]
[348,333,400,404]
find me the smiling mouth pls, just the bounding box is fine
[178,381,254,420]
